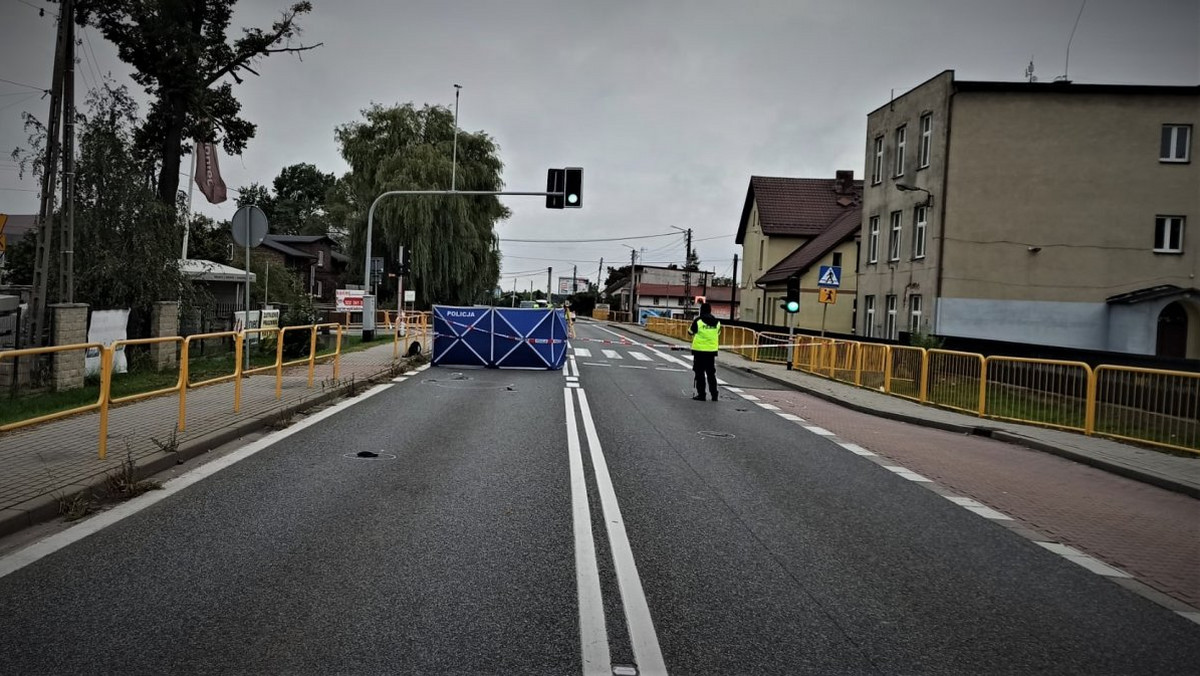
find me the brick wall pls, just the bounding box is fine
[49,303,88,391]
[149,301,179,370]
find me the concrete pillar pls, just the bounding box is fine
[149,301,179,370]
[50,303,88,392]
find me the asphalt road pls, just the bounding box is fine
[0,318,1198,674]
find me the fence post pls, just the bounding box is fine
[308,325,318,388]
[884,346,893,393]
[233,333,243,413]
[334,326,343,381]
[854,342,863,386]
[178,338,190,432]
[275,328,286,400]
[918,349,929,403]
[1084,365,1098,435]
[98,346,113,460]
[978,356,988,417]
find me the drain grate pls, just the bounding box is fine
[698,430,735,439]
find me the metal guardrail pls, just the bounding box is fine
[0,322,353,459]
[640,319,1200,454]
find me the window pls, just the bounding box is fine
[832,252,842,268]
[913,206,928,259]
[894,125,906,177]
[1155,216,1185,253]
[758,240,765,269]
[885,295,898,340]
[888,211,902,261]
[314,280,323,298]
[1161,125,1191,162]
[652,296,659,306]
[909,295,923,335]
[867,216,880,263]
[871,136,884,184]
[864,296,875,338]
[919,114,932,168]
[317,250,325,267]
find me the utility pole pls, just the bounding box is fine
[451,84,462,190]
[511,277,517,307]
[731,253,739,320]
[29,0,71,345]
[628,248,637,319]
[546,267,552,305]
[596,257,603,293]
[60,0,76,304]
[572,265,577,297]
[684,227,693,313]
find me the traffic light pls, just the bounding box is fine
[398,246,411,275]
[546,169,564,209]
[784,275,800,313]
[563,167,583,208]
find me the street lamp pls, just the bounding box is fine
[896,183,934,207]
[670,225,692,312]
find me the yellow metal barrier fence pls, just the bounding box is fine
[857,343,889,390]
[1093,365,1200,453]
[984,357,1093,433]
[180,331,243,434]
[99,336,189,459]
[0,342,105,433]
[926,349,986,415]
[887,345,927,402]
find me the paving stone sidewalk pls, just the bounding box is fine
[0,339,424,534]
[609,321,1200,498]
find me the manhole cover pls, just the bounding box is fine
[698,431,735,439]
[343,451,398,460]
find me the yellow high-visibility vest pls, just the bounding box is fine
[691,320,720,352]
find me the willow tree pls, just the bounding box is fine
[329,103,505,306]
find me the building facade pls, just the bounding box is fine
[857,71,1200,358]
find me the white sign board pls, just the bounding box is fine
[404,290,416,303]
[336,289,366,312]
[557,277,590,294]
[85,309,130,377]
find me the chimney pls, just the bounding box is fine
[834,170,854,194]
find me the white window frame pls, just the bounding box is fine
[1154,216,1185,253]
[864,296,875,338]
[894,125,907,177]
[888,211,902,262]
[867,216,880,264]
[919,114,932,168]
[909,294,922,335]
[1160,125,1191,163]
[885,295,898,340]
[872,136,884,185]
[913,206,927,259]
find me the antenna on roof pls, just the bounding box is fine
[1057,0,1087,83]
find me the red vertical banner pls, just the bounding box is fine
[194,141,228,204]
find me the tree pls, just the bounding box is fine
[187,214,231,263]
[234,163,335,236]
[76,0,321,207]
[328,103,506,306]
[604,265,632,288]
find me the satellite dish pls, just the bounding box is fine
[230,205,269,247]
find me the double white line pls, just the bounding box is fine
[564,386,667,676]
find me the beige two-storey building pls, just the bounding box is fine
[857,70,1199,358]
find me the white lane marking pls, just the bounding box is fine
[576,391,668,675]
[739,394,760,401]
[414,364,431,372]
[882,466,932,482]
[725,387,744,393]
[839,442,876,456]
[653,351,679,364]
[564,389,613,675]
[568,383,581,388]
[716,379,728,385]
[945,496,1013,521]
[566,376,580,382]
[1035,542,1132,578]
[629,352,652,362]
[757,403,781,411]
[619,365,647,370]
[575,348,592,358]
[655,368,688,372]
[391,376,409,382]
[594,326,690,369]
[803,425,835,436]
[778,413,804,422]
[602,349,623,360]
[583,362,611,367]
[0,384,396,580]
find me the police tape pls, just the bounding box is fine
[433,318,810,351]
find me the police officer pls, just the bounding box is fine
[687,302,720,401]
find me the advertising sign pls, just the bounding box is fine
[85,309,130,377]
[336,289,365,312]
[557,277,590,294]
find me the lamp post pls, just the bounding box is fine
[896,183,934,207]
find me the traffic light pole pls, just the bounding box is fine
[362,188,566,339]
[787,312,796,371]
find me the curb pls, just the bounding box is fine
[600,321,1200,500]
[0,358,421,539]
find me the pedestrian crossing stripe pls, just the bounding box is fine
[602,349,622,359]
[630,352,652,361]
[574,348,592,358]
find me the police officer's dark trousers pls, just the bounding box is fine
[692,350,718,400]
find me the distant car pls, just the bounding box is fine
[518,300,537,309]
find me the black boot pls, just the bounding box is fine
[692,394,706,401]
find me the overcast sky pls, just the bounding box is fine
[1,0,1197,291]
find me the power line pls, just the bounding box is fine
[500,232,676,243]
[0,92,39,113]
[0,76,48,93]
[81,26,104,85]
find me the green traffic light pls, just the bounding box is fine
[786,301,800,313]
[567,194,578,204]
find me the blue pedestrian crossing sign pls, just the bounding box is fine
[818,265,841,288]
